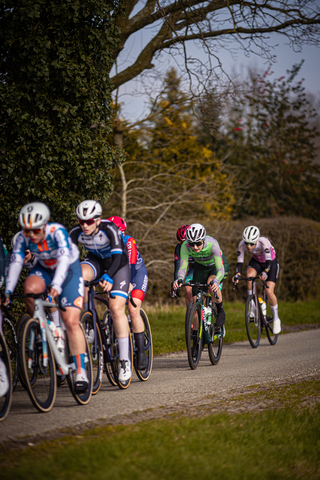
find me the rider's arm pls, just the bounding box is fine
[103,223,126,279]
[4,249,25,294]
[210,244,225,285]
[174,243,181,280]
[176,242,189,282]
[125,236,138,283]
[50,228,72,295]
[236,240,245,275]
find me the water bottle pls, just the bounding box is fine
[104,324,111,346]
[203,306,212,325]
[258,297,267,317]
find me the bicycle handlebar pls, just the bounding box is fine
[84,279,137,307]
[4,291,67,312]
[232,276,268,291]
[178,282,219,300]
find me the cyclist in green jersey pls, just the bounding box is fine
[172,223,229,328]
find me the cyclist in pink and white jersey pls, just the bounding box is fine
[232,225,281,334]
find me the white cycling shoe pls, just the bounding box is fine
[118,360,131,382]
[273,318,281,334]
[0,357,9,397]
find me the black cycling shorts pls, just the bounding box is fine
[247,257,279,283]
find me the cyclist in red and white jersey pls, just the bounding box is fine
[107,216,149,370]
[232,225,281,334]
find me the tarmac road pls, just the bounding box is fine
[1,329,319,444]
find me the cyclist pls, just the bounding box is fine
[70,201,132,382]
[170,225,194,307]
[3,202,88,393]
[232,225,281,334]
[172,223,229,330]
[107,216,148,370]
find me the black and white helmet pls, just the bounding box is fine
[19,202,50,229]
[242,225,260,244]
[76,200,102,220]
[186,223,206,243]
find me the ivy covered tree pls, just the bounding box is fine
[0,0,124,245]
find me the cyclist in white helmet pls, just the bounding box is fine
[70,200,132,383]
[172,223,229,331]
[4,202,88,393]
[232,225,281,334]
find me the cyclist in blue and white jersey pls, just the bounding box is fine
[107,216,149,371]
[70,201,132,382]
[4,202,88,393]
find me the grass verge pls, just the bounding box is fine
[1,379,319,480]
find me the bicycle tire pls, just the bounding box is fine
[0,332,12,422]
[81,311,103,395]
[15,312,32,390]
[20,317,57,413]
[208,304,223,365]
[134,309,153,382]
[265,302,278,346]
[2,315,19,392]
[245,294,261,348]
[66,323,93,405]
[185,302,202,370]
[102,311,118,387]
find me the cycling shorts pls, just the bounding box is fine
[247,257,279,283]
[27,259,84,309]
[131,263,148,302]
[192,254,229,297]
[81,255,130,299]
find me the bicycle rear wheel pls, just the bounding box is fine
[81,311,103,395]
[20,318,57,413]
[185,302,202,370]
[208,305,223,365]
[0,332,12,422]
[265,302,278,345]
[245,295,261,348]
[67,323,93,405]
[134,309,153,382]
[2,315,19,392]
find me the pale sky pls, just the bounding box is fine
[115,34,320,123]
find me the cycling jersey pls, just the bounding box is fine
[122,233,148,301]
[69,220,128,279]
[5,223,79,295]
[236,237,276,274]
[177,236,225,285]
[174,243,195,282]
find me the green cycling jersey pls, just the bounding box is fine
[177,235,225,284]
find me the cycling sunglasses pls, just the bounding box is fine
[245,241,255,246]
[23,228,43,235]
[188,241,203,247]
[79,218,96,226]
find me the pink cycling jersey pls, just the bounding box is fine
[237,237,276,264]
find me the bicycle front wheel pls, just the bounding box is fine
[0,332,12,422]
[245,295,261,348]
[67,323,93,405]
[2,315,19,392]
[20,318,57,413]
[134,309,153,382]
[208,305,223,365]
[185,302,202,370]
[81,312,103,395]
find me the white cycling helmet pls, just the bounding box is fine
[242,225,260,244]
[19,202,50,229]
[186,223,206,243]
[76,200,102,220]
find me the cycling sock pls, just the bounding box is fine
[216,301,226,326]
[134,331,145,354]
[216,301,224,312]
[247,289,253,296]
[72,354,88,381]
[49,309,60,327]
[271,304,279,321]
[118,336,130,362]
